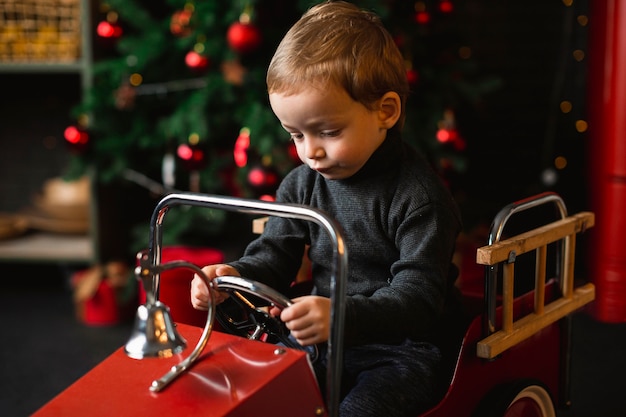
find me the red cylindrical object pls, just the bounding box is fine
[587,0,626,322]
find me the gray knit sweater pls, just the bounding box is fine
[230,131,462,346]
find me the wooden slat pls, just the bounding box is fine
[476,212,594,266]
[563,231,577,299]
[252,217,269,234]
[475,210,595,359]
[477,283,595,359]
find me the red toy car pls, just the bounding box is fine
[33,192,594,417]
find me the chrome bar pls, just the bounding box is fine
[213,275,294,308]
[144,260,216,392]
[147,192,348,417]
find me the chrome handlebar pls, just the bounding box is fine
[145,192,348,417]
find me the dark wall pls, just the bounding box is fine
[0,2,590,252]
[0,73,80,212]
[456,0,588,226]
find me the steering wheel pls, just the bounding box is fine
[213,276,318,361]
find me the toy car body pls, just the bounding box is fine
[33,192,594,417]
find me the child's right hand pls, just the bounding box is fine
[278,295,331,346]
[190,264,240,310]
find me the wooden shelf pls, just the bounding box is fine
[0,232,95,264]
[0,62,87,72]
[0,0,97,265]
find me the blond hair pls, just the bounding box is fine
[267,1,409,129]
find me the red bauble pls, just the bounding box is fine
[185,50,209,71]
[439,0,454,13]
[63,125,90,153]
[436,128,466,151]
[170,9,193,37]
[406,69,419,85]
[233,129,250,167]
[177,143,207,171]
[227,22,262,54]
[247,165,280,195]
[96,20,123,39]
[415,11,431,24]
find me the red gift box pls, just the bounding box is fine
[138,246,225,328]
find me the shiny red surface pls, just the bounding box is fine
[421,283,562,416]
[33,324,326,417]
[33,286,567,417]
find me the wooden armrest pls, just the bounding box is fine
[476,212,595,266]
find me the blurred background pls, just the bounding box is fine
[1,0,625,416]
[0,0,594,262]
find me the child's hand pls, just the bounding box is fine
[279,295,331,346]
[190,264,239,310]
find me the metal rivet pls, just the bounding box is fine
[273,348,286,355]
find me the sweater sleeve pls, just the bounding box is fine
[342,200,460,346]
[228,169,311,295]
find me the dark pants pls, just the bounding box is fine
[314,339,442,417]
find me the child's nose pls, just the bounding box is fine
[304,138,324,159]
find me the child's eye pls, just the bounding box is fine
[289,133,304,141]
[321,130,341,137]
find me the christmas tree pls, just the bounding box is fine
[64,0,499,254]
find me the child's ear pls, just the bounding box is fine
[378,92,402,129]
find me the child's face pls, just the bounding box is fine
[269,84,387,180]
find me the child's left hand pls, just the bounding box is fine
[273,295,331,346]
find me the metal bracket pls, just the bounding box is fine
[507,250,517,264]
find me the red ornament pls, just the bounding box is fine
[185,50,209,71]
[247,165,280,195]
[406,69,419,85]
[439,0,454,13]
[63,125,90,153]
[234,128,251,167]
[436,128,466,151]
[436,128,455,144]
[436,109,465,150]
[96,20,123,39]
[415,11,431,24]
[170,9,193,37]
[227,22,262,54]
[177,143,207,171]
